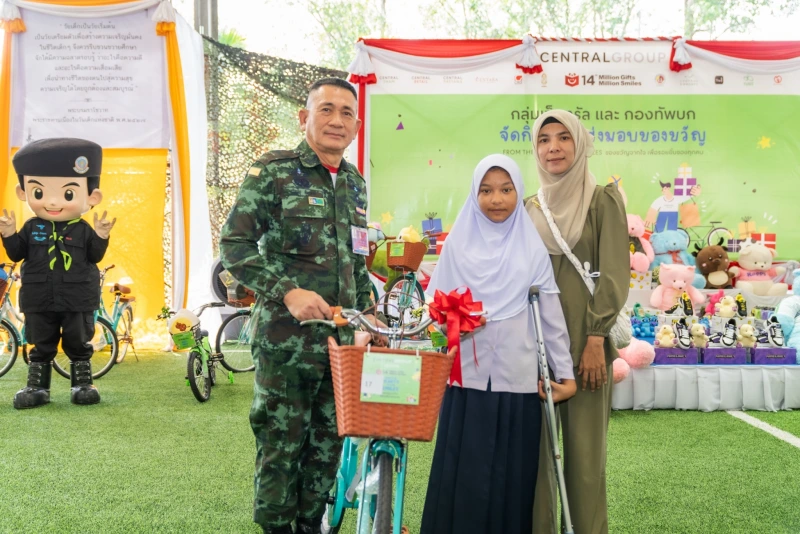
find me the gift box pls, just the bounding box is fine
[674,177,696,198]
[738,217,755,239]
[629,270,653,290]
[751,232,776,250]
[703,347,748,365]
[421,217,443,236]
[653,348,699,365]
[751,347,797,365]
[727,238,742,253]
[435,232,448,255]
[426,236,437,255]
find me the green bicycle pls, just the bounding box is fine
[159,302,234,402]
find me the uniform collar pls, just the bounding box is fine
[297,139,351,174]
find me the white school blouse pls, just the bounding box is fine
[455,291,574,393]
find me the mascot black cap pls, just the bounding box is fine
[12,138,102,191]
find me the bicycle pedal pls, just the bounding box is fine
[227,371,234,384]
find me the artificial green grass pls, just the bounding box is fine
[749,411,800,439]
[1,355,799,533]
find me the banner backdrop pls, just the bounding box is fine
[15,9,167,148]
[361,41,800,259]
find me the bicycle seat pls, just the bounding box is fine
[199,329,209,339]
[112,283,132,294]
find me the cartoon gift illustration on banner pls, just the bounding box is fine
[0,138,115,410]
[644,163,702,232]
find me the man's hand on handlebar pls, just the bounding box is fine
[363,314,388,347]
[284,288,333,322]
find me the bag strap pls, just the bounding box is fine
[536,188,600,296]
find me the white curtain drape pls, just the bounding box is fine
[348,35,542,77]
[674,38,800,74]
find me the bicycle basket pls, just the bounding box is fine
[171,329,196,350]
[327,337,455,442]
[386,241,427,272]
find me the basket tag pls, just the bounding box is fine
[390,242,405,257]
[360,352,421,405]
[430,331,448,348]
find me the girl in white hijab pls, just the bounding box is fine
[420,154,575,534]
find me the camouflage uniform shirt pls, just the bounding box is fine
[219,140,372,358]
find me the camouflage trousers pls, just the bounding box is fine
[250,346,341,529]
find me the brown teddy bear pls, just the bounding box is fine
[691,238,734,289]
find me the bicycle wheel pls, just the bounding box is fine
[216,311,255,373]
[187,350,211,402]
[382,275,425,328]
[0,319,19,378]
[707,226,733,247]
[373,452,394,534]
[52,317,118,379]
[115,304,134,363]
[321,505,344,534]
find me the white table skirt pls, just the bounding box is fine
[612,365,800,412]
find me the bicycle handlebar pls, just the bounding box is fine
[300,307,486,339]
[157,301,226,320]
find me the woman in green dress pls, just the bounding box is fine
[525,110,629,534]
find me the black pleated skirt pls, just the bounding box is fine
[420,382,543,534]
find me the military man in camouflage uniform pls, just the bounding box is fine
[219,78,385,534]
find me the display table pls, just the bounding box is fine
[612,365,800,412]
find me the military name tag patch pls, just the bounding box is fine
[351,226,369,255]
[247,166,261,176]
[308,197,325,206]
[355,206,366,216]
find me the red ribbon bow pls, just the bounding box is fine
[430,288,484,387]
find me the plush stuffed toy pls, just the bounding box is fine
[654,325,677,347]
[649,230,706,288]
[714,295,737,318]
[737,323,758,348]
[627,214,654,273]
[617,337,655,368]
[775,270,800,353]
[691,238,734,289]
[690,323,709,348]
[729,243,788,296]
[705,289,725,317]
[612,358,630,384]
[650,264,706,311]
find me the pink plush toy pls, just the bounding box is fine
[627,214,655,273]
[612,358,630,384]
[617,337,656,368]
[650,264,706,311]
[705,289,725,317]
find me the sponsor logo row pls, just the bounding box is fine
[377,73,785,87]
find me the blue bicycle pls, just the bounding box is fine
[302,305,484,534]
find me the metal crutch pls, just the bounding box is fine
[529,285,574,534]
